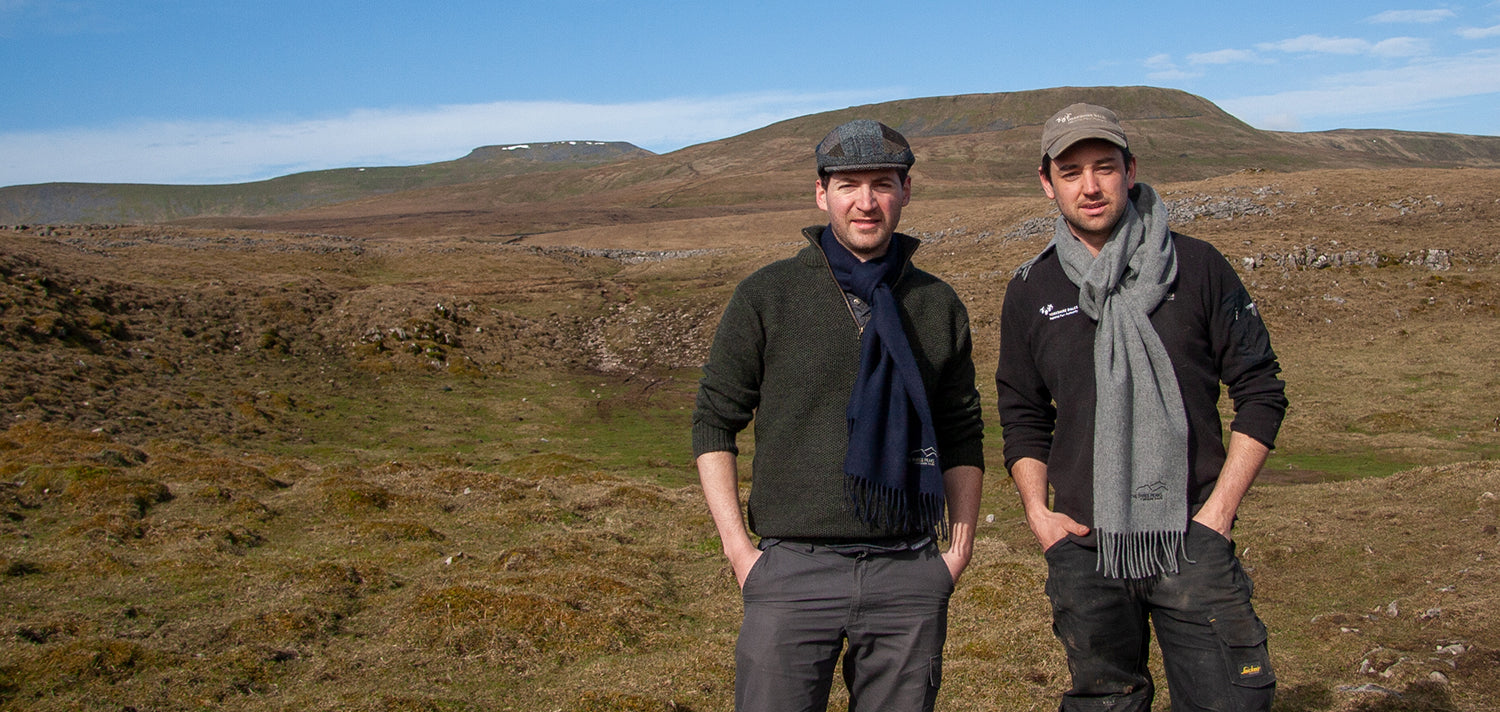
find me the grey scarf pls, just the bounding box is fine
[1049,183,1189,579]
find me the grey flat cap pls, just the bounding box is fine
[816,119,915,173]
[1041,103,1128,160]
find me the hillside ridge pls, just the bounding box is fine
[0,140,651,224]
[6,86,1500,234]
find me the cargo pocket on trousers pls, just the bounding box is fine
[1209,610,1276,689]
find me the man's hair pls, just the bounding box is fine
[1041,144,1134,180]
[818,167,910,187]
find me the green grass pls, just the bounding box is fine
[260,368,699,485]
[1262,449,1420,483]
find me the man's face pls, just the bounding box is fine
[815,168,911,261]
[1039,140,1137,248]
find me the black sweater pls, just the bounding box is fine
[995,233,1287,529]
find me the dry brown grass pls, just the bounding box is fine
[4,421,1492,710]
[2,166,1499,709]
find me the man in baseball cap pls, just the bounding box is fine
[694,119,984,711]
[996,103,1288,710]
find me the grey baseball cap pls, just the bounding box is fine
[815,119,915,173]
[1041,103,1129,160]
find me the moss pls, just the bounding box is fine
[60,468,171,518]
[314,475,394,514]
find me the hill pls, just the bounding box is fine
[6,87,1500,240]
[0,141,652,224]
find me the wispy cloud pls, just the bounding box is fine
[0,91,885,186]
[1143,54,1201,81]
[1257,34,1429,57]
[1367,9,1457,24]
[1218,50,1500,131]
[1459,23,1500,39]
[1187,48,1261,65]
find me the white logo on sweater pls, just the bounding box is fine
[1039,303,1080,321]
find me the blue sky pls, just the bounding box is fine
[3,1,1499,186]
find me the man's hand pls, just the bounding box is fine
[1026,508,1091,551]
[1192,432,1271,540]
[1010,457,1089,551]
[697,451,762,588]
[941,549,969,584]
[1190,510,1234,540]
[726,542,763,589]
[941,465,984,585]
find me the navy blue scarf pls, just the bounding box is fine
[820,227,947,538]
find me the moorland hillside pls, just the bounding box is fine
[7,86,1500,235]
[1,87,1498,710]
[0,140,651,225]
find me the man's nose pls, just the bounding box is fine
[855,187,878,210]
[1079,170,1101,195]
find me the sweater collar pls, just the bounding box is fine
[799,224,920,272]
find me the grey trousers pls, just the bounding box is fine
[1044,521,1276,712]
[735,539,954,712]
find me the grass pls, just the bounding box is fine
[256,367,700,488]
[9,419,1489,711]
[3,166,1500,709]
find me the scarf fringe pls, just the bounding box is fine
[1095,529,1185,580]
[845,475,950,541]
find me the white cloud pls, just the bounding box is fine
[0,91,885,186]
[1142,54,1202,81]
[1147,69,1201,81]
[1187,48,1261,65]
[1459,24,1500,39]
[1253,113,1305,132]
[1259,34,1377,55]
[1144,53,1175,70]
[1371,37,1431,56]
[1257,34,1428,57]
[1219,50,1500,131]
[1368,9,1457,24]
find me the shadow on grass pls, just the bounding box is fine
[1276,681,1459,712]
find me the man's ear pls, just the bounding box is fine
[1038,165,1057,200]
[815,178,829,212]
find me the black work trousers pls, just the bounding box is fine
[1044,521,1276,712]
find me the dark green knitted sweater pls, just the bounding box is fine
[692,226,985,540]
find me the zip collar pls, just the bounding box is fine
[800,224,919,332]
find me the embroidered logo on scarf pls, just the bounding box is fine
[909,447,939,467]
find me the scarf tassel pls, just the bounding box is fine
[844,476,950,541]
[1095,529,1185,580]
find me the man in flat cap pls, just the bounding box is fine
[693,119,985,711]
[996,103,1287,711]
